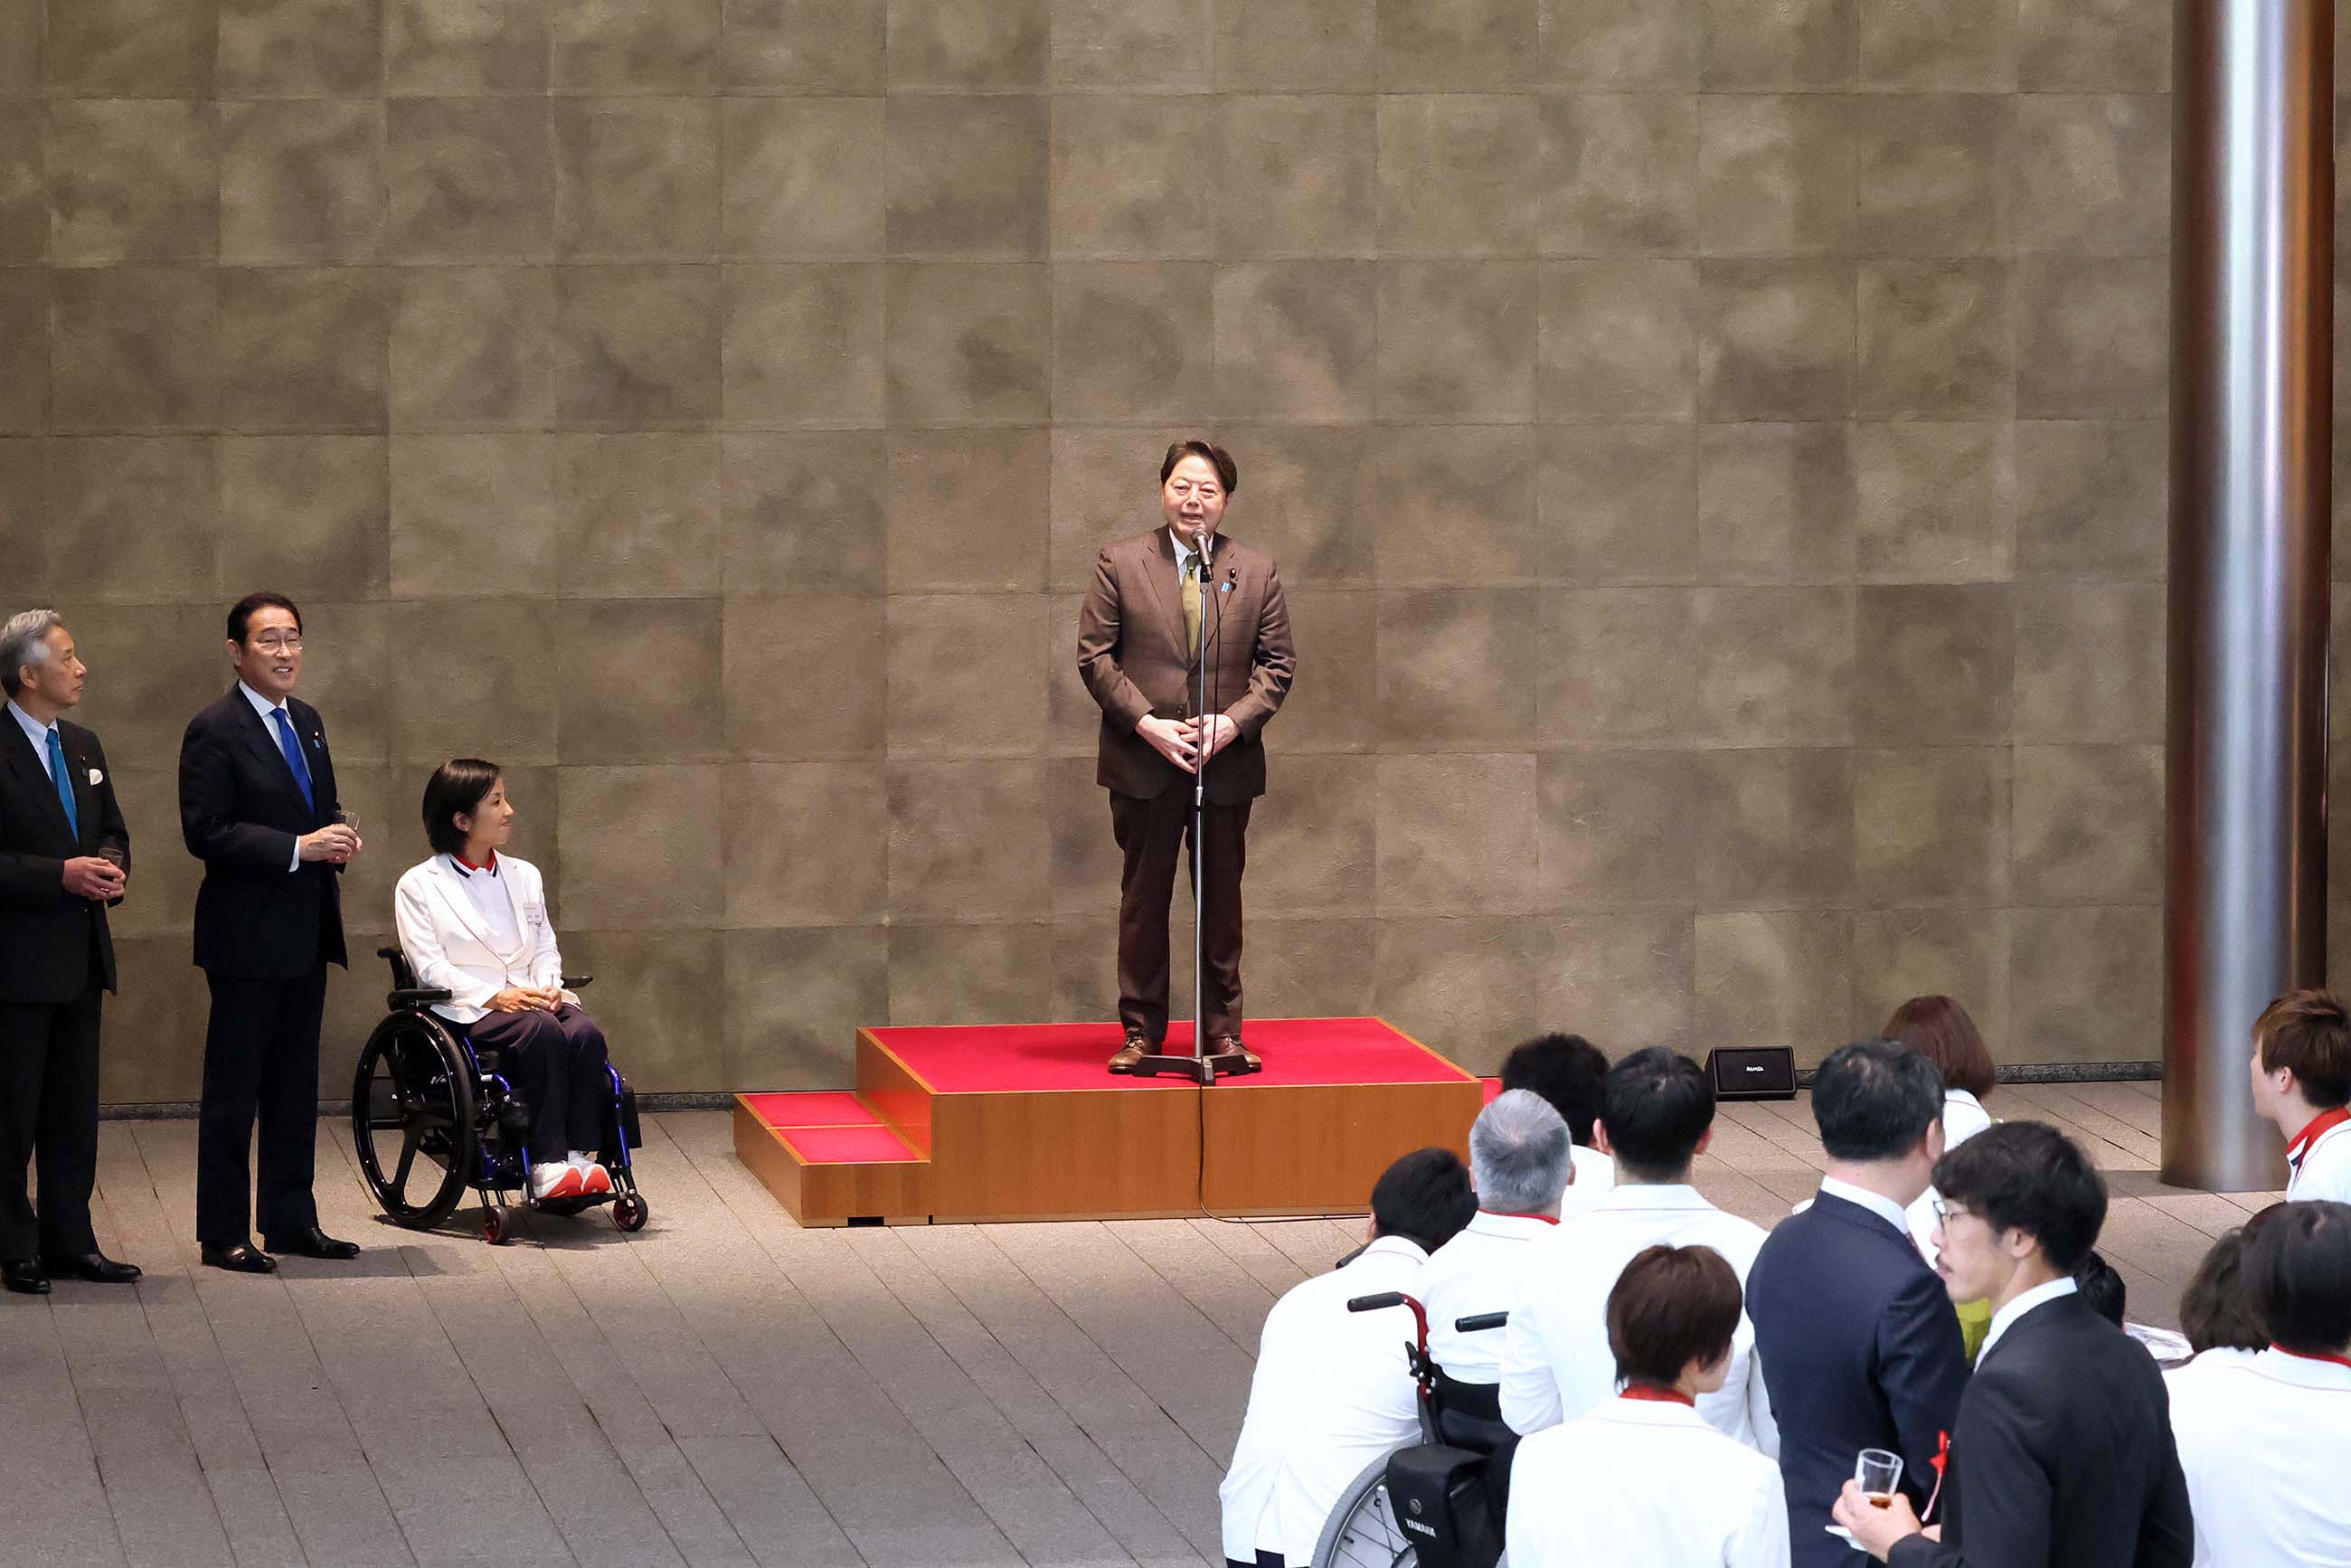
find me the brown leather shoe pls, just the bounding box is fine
[1210,1035,1262,1074]
[1107,1032,1153,1074]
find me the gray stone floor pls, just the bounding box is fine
[0,1084,2280,1567]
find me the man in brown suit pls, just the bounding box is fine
[1077,439,1296,1074]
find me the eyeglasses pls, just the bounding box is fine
[1931,1199,1977,1227]
[251,635,305,652]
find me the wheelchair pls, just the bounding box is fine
[350,946,650,1244]
[1309,1292,1513,1568]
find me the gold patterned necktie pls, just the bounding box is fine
[1182,552,1204,655]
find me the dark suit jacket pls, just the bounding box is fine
[178,687,346,978]
[1890,1294,2192,1568]
[0,713,128,1002]
[1076,529,1296,804]
[1748,1192,1971,1568]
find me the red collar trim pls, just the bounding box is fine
[2271,1344,2351,1372]
[1619,1384,1695,1408]
[2288,1106,2351,1169]
[1483,1209,1560,1225]
[452,851,496,875]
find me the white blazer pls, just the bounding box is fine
[1506,1394,1790,1568]
[1907,1087,1995,1255]
[1421,1210,1561,1384]
[2288,1115,2351,1204]
[1221,1234,1429,1566]
[2167,1346,2351,1565]
[392,854,570,1025]
[1498,1185,1778,1456]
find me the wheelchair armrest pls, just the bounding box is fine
[562,974,593,989]
[389,987,453,1007]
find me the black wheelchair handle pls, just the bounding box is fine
[1455,1311,1509,1334]
[562,975,593,989]
[1347,1291,1405,1313]
[389,987,453,1007]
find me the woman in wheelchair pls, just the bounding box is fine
[394,759,613,1205]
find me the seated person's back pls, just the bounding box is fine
[1508,1244,1789,1568]
[1220,1148,1476,1568]
[1420,1091,1572,1387]
[1498,1032,1615,1215]
[2167,1201,2351,1567]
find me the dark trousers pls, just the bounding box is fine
[196,968,326,1247]
[1110,787,1251,1043]
[464,1005,609,1160]
[0,987,103,1261]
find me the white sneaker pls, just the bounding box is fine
[530,1163,584,1201]
[567,1150,597,1171]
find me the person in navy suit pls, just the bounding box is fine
[0,610,137,1294]
[1747,1040,1969,1567]
[180,593,364,1272]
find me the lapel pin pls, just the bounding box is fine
[87,768,103,786]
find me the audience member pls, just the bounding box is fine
[1499,1048,1776,1452]
[1419,1090,1572,1390]
[1749,1040,1969,1567]
[1499,1032,1614,1211]
[1507,1244,1790,1568]
[1836,1122,2191,1567]
[180,593,364,1272]
[0,610,137,1295]
[2173,1209,2284,1361]
[1221,1148,1476,1568]
[2249,990,2351,1204]
[2075,1252,2127,1327]
[1882,997,1997,1252]
[2166,1201,2351,1566]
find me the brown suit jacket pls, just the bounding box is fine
[1076,528,1296,803]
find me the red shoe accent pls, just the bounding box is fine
[579,1164,614,1196]
[532,1166,585,1201]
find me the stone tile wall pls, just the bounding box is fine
[0,0,2244,1096]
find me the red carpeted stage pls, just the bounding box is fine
[734,1017,1483,1225]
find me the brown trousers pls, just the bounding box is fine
[1109,788,1252,1044]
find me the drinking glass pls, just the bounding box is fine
[1856,1449,1904,1508]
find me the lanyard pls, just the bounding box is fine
[1619,1384,1694,1408]
[2271,1344,2351,1373]
[1484,1210,1560,1225]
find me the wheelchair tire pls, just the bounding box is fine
[351,1012,478,1232]
[612,1193,649,1233]
[482,1204,512,1245]
[1311,1453,1417,1568]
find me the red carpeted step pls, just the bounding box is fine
[865,1016,1475,1094]
[1482,1077,1502,1104]
[740,1091,882,1129]
[776,1124,921,1165]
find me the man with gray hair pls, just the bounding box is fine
[1416,1089,1578,1393]
[0,609,137,1294]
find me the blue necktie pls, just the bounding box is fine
[269,707,316,815]
[45,728,78,840]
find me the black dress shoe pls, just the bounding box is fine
[41,1251,141,1284]
[200,1242,276,1274]
[262,1226,360,1261]
[2,1258,50,1295]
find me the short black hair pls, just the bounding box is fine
[1500,1033,1610,1146]
[2073,1251,2126,1327]
[1369,1147,1476,1255]
[420,758,502,858]
[1932,1120,2107,1274]
[2177,1213,2280,1355]
[1600,1048,1714,1183]
[1159,438,1238,494]
[2248,1200,2351,1356]
[1813,1040,1946,1162]
[227,591,303,645]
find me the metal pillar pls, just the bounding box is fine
[2163,0,2332,1190]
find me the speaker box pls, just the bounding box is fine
[1707,1046,1796,1101]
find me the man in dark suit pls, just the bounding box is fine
[1836,1122,2192,1567]
[180,592,363,1272]
[1076,439,1295,1074]
[1748,1040,1969,1565]
[0,611,137,1294]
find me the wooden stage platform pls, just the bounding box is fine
[733,1017,1483,1225]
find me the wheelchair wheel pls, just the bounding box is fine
[351,1012,478,1232]
[1311,1454,1417,1568]
[611,1192,649,1233]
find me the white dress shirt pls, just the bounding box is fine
[1977,1275,2078,1366]
[1498,1185,1778,1454]
[1563,1142,1615,1214]
[1506,1394,1791,1568]
[2286,1111,2351,1204]
[393,853,570,1025]
[1906,1089,1993,1254]
[6,698,57,781]
[1221,1234,1429,1566]
[1420,1210,1559,1384]
[2167,1346,2351,1566]
[239,680,308,873]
